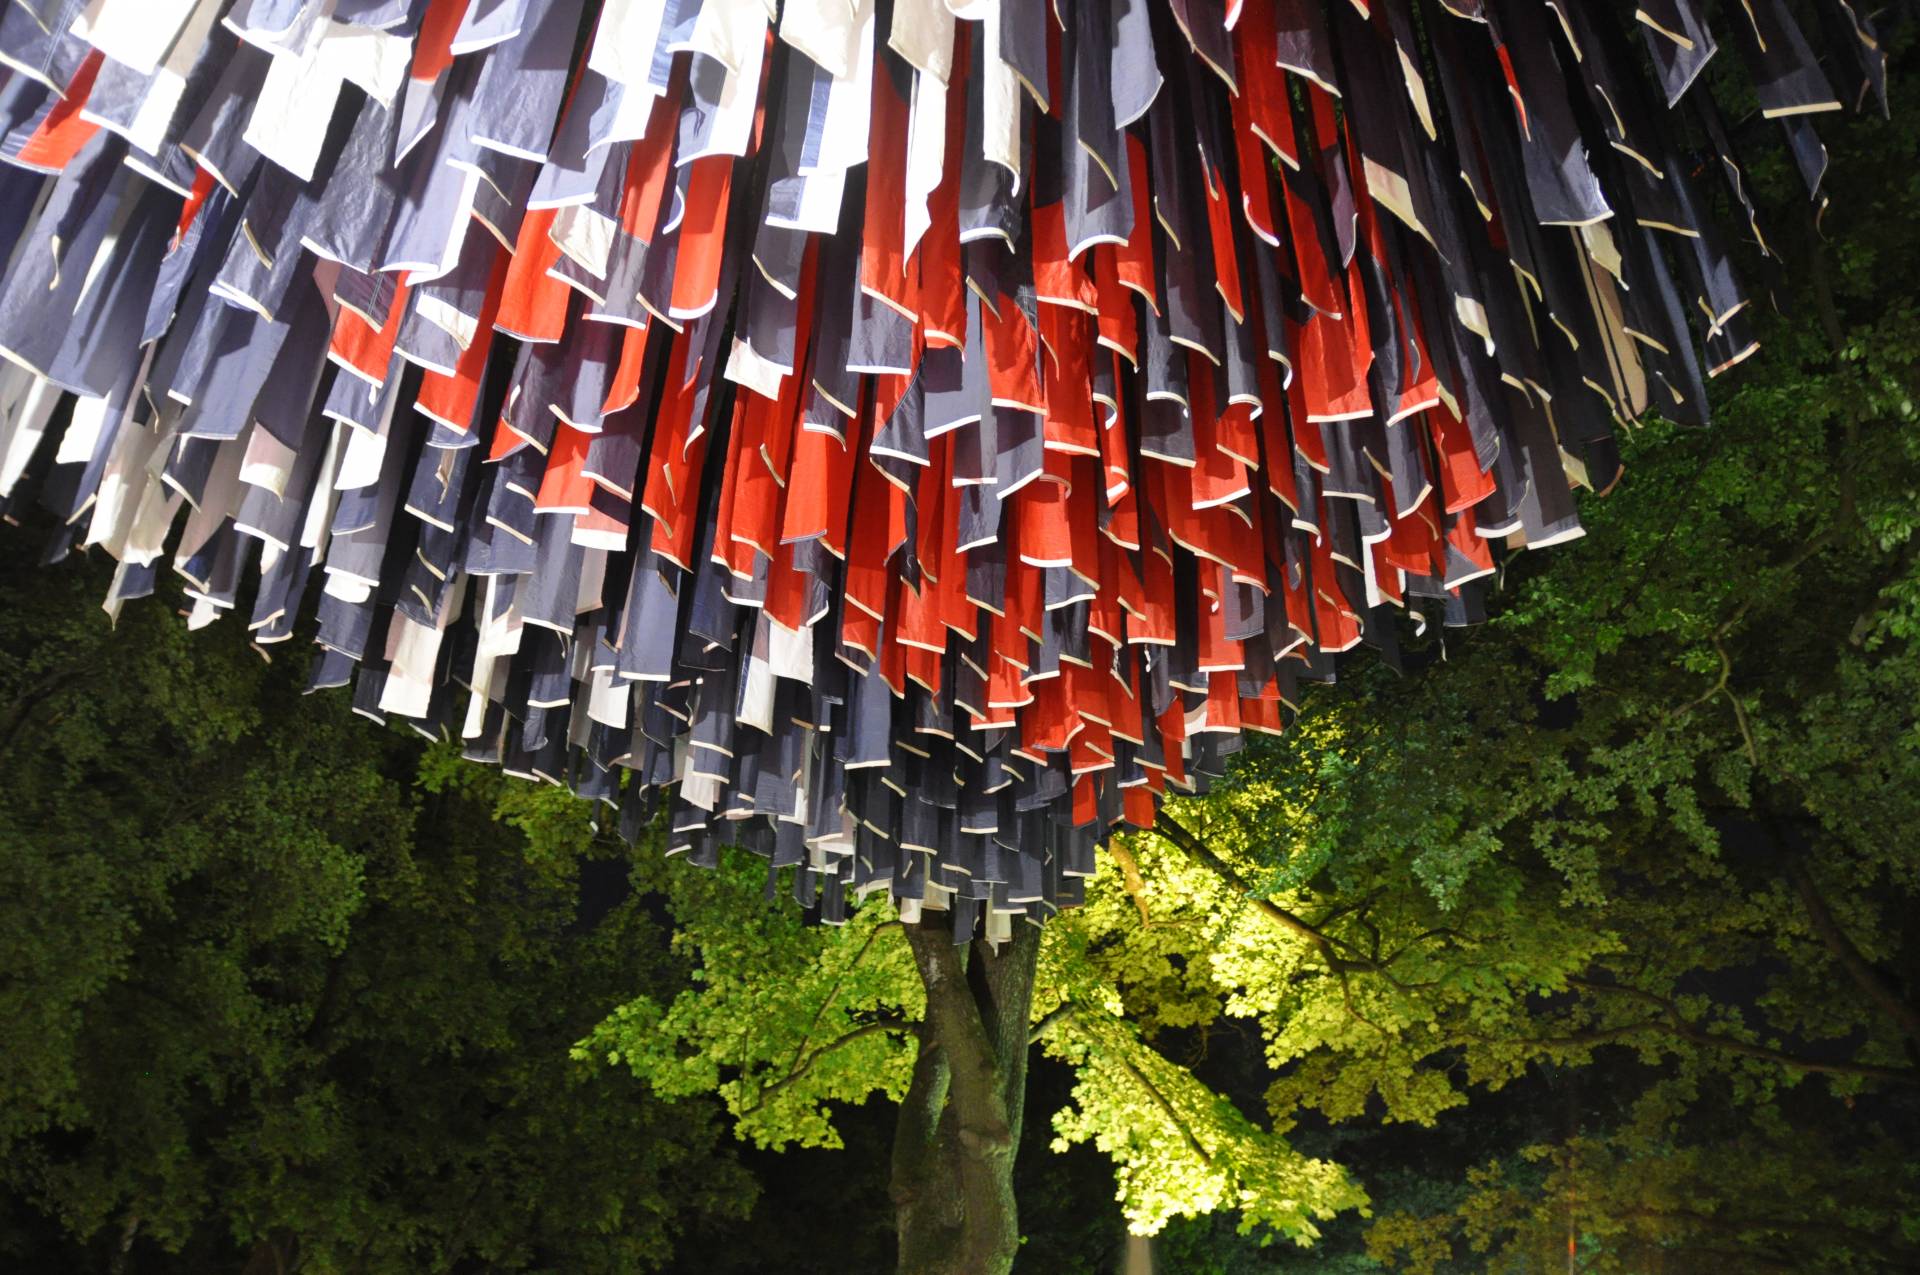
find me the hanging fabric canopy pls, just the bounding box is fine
[0,0,1888,937]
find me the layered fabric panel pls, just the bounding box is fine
[0,0,1887,937]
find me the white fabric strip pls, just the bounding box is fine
[890,0,955,82]
[72,0,203,77]
[53,393,111,466]
[981,6,1022,187]
[244,21,413,182]
[589,0,671,87]
[686,6,768,162]
[903,69,947,260]
[804,0,876,177]
[238,420,299,497]
[780,0,863,81]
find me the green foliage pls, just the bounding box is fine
[581,854,924,1150]
[0,556,751,1272]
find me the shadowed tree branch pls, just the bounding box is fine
[1567,977,1920,1086]
[1786,862,1920,1049]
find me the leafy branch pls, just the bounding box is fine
[742,1017,914,1116]
[1152,813,1455,982]
[1786,860,1920,1051]
[780,919,904,1079]
[1565,976,1920,1086]
[1040,1001,1216,1169]
[1151,814,1369,970]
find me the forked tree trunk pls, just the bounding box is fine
[891,920,1041,1275]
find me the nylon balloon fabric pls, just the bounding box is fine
[0,0,1887,940]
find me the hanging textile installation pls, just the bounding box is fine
[0,0,1889,936]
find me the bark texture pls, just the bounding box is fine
[891,921,1041,1275]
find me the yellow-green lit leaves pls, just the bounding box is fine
[1031,830,1368,1238]
[1045,1005,1364,1239]
[580,856,922,1150]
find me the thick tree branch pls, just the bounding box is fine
[904,927,1010,1148]
[1028,1002,1077,1046]
[971,924,1043,1137]
[894,1027,948,1153]
[897,920,1038,1275]
[1666,636,1757,764]
[1107,840,1154,927]
[1052,1001,1216,1169]
[1112,1042,1214,1168]
[889,1023,953,1217]
[1801,200,1849,363]
[1337,967,1389,1036]
[1380,926,1461,968]
[1153,813,1366,969]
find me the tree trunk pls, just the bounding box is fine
[891,920,1041,1275]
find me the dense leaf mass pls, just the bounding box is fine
[0,556,752,1271]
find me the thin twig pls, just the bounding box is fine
[781,919,904,1079]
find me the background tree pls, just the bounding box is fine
[0,554,753,1273]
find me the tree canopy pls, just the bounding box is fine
[0,555,753,1272]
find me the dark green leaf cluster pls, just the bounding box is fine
[0,556,751,1273]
